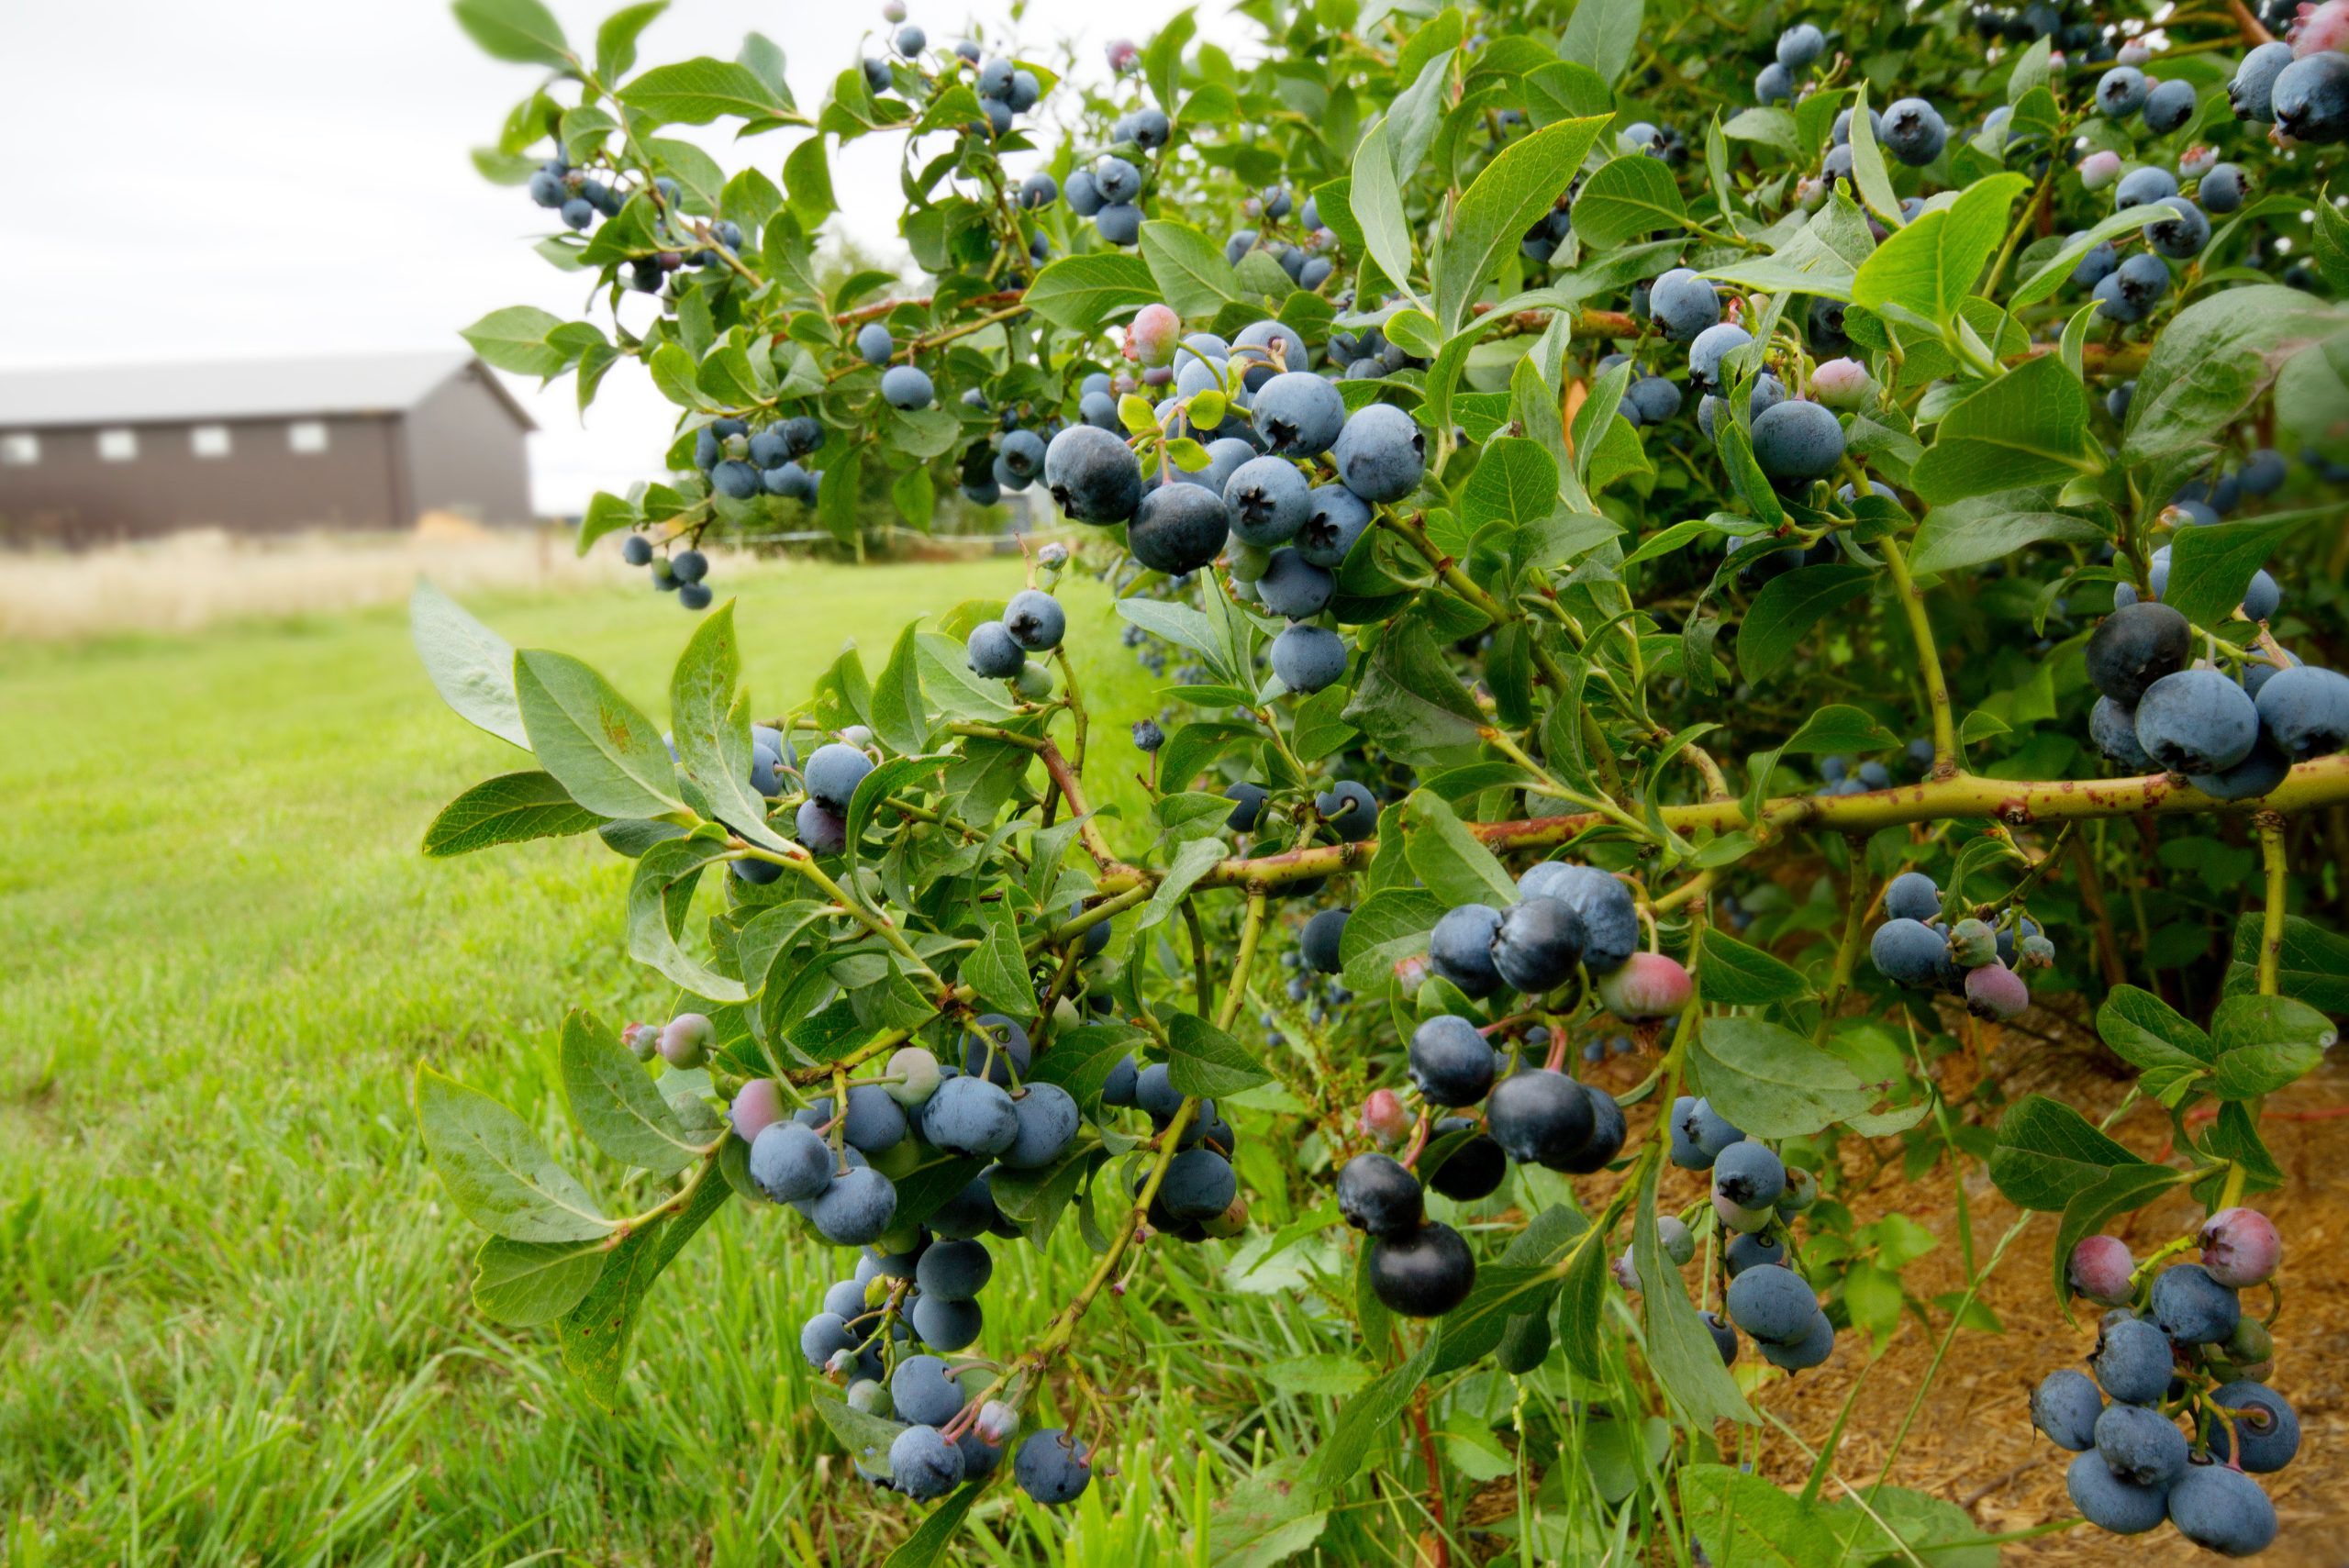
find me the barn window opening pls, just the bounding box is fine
[97,428,139,462]
[191,425,231,459]
[289,420,328,454]
[0,434,35,466]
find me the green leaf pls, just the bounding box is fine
[618,58,791,125]
[1460,436,1559,529]
[1348,117,1419,308]
[1027,1023,1147,1120]
[628,838,751,1002]
[1690,1017,1872,1137]
[1778,705,1901,755]
[1306,1329,1440,1485]
[783,134,836,228]
[2096,984,2214,1071]
[416,1065,613,1241]
[462,305,573,376]
[1430,1264,1557,1374]
[1558,0,1644,85]
[411,580,530,750]
[595,1,667,82]
[1697,928,1811,1006]
[1434,117,1609,333]
[869,618,930,759]
[1852,172,2031,324]
[2163,508,2325,632]
[1166,1011,1271,1099]
[1140,219,1244,317]
[1910,354,2103,506]
[1735,565,1872,684]
[881,1482,987,1567]
[1137,837,1230,933]
[1570,155,1688,251]
[1986,1095,2148,1213]
[2009,204,2169,309]
[2123,285,2345,465]
[1291,685,1359,762]
[1680,1464,1841,1568]
[1024,250,1162,331]
[561,1010,702,1171]
[670,601,789,850]
[1909,495,2109,574]
[1402,789,1518,908]
[2210,995,2338,1100]
[471,1235,609,1326]
[453,0,572,67]
[423,770,603,856]
[1338,886,1444,994]
[2225,913,2349,1009]
[1342,615,1485,762]
[1636,1161,1753,1426]
[515,648,686,818]
[1845,85,1904,228]
[557,1161,729,1407]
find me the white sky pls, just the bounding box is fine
[0,0,1234,515]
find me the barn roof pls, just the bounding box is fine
[0,352,538,433]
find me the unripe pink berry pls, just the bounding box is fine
[2178,144,2219,178]
[1964,962,2030,1021]
[1713,1190,1774,1233]
[881,0,906,18]
[977,1399,1019,1444]
[1811,357,1874,409]
[1612,1245,1640,1291]
[2199,1207,2283,1288]
[2079,150,2123,190]
[2294,0,2349,55]
[1142,364,1174,386]
[1106,38,1140,72]
[660,1011,714,1068]
[2118,40,2151,65]
[622,1022,660,1062]
[1391,953,1431,992]
[1597,952,1693,1021]
[2068,1234,2135,1306]
[1359,1087,1413,1145]
[1127,303,1181,368]
[730,1078,785,1141]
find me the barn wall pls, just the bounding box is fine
[402,368,535,524]
[0,415,406,546]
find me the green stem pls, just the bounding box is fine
[1878,534,1958,777]
[1815,838,1873,1040]
[2255,812,2288,996]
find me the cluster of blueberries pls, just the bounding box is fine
[2032,1209,2293,1555]
[861,16,1044,145]
[1814,739,1938,798]
[2234,27,2349,145]
[619,534,714,610]
[1966,0,2128,61]
[1868,868,2054,1020]
[957,385,1086,507]
[1018,315,1431,698]
[1223,187,1341,292]
[696,414,825,506]
[1650,1104,1835,1372]
[2085,599,2349,800]
[963,583,1069,692]
[526,157,742,284]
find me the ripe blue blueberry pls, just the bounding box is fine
[1255,548,1335,620]
[2231,40,2294,122]
[1297,484,1372,567]
[2070,237,2119,287]
[2092,696,2158,771]
[796,799,848,854]
[922,1075,1020,1157]
[1368,1220,1476,1317]
[1517,862,1638,973]
[2086,602,2191,703]
[1776,22,1825,69]
[1751,399,1845,480]
[2142,77,2198,135]
[2065,1449,2170,1535]
[2165,1462,2277,1556]
[712,460,761,500]
[804,741,872,812]
[1224,781,1268,832]
[799,1310,857,1369]
[2202,1383,2299,1473]
[1648,269,1720,343]
[914,1239,994,1302]
[966,621,1027,678]
[1428,903,1505,996]
[1758,1312,1835,1371]
[1224,455,1310,547]
[2254,665,2349,757]
[1486,1067,1594,1166]
[895,25,925,55]
[2092,1316,2176,1406]
[1725,1229,1786,1275]
[1882,98,1946,165]
[1315,779,1377,838]
[1331,403,1427,503]
[1014,1429,1093,1506]
[1002,588,1065,651]
[808,1164,898,1245]
[1680,1096,1745,1159]
[1271,624,1349,692]
[2148,1262,2240,1345]
[1043,425,1143,523]
[2114,166,2179,211]
[1338,1151,1424,1236]
[1064,169,1102,215]
[2146,198,2210,259]
[1130,106,1171,148]
[2134,671,2260,774]
[1158,1147,1238,1222]
[1095,203,1143,244]
[888,1426,963,1500]
[1702,1311,1740,1364]
[929,1174,1003,1240]
[1687,323,1752,395]
[2032,1369,2106,1451]
[2096,1402,2189,1488]
[856,322,894,366]
[880,365,934,411]
[1490,895,1587,994]
[1129,481,1230,574]
[1713,1140,1787,1209]
[960,1015,1031,1087]
[1883,871,1941,923]
[1003,1083,1080,1168]
[2189,736,2291,801]
[1755,61,1794,103]
[909,1294,981,1353]
[840,1084,907,1152]
[1093,157,1141,205]
[891,1353,966,1426]
[2097,65,2149,117]
[1408,1014,1498,1106]
[751,1120,833,1203]
[1726,1263,1819,1346]
[1252,371,1345,456]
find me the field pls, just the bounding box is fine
[1,557,2342,1567]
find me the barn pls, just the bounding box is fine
[0,353,537,547]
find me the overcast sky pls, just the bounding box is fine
[0,0,1236,514]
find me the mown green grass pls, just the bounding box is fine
[0,560,1360,1567]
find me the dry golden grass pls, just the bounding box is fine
[0,524,797,639]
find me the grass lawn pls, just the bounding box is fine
[0,559,1352,1567]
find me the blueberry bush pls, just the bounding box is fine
[426,0,2349,1558]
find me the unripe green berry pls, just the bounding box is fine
[1948,918,1999,968]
